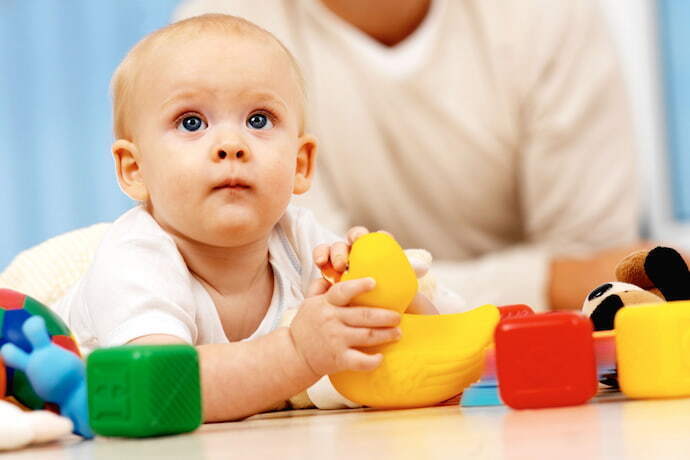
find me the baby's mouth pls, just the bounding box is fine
[214,184,251,191]
[213,178,252,191]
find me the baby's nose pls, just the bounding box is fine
[217,149,245,160]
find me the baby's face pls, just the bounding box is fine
[129,32,310,247]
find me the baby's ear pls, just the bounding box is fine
[112,139,149,202]
[293,134,317,195]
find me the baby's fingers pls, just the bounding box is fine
[307,277,331,297]
[326,278,376,306]
[338,306,401,328]
[346,226,369,245]
[340,349,383,372]
[329,241,349,272]
[313,244,330,267]
[348,326,402,348]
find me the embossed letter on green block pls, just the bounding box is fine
[86,345,202,437]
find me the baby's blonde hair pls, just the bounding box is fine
[111,14,306,140]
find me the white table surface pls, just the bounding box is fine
[4,390,690,460]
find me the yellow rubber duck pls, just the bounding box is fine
[328,233,500,408]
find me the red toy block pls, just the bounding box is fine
[495,311,597,409]
[498,304,535,321]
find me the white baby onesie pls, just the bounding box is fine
[52,204,338,354]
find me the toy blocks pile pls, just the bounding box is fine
[462,301,690,410]
[0,288,202,442]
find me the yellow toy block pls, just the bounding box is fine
[616,301,690,398]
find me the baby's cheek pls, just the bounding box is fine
[157,172,202,216]
[265,159,296,191]
[164,173,195,201]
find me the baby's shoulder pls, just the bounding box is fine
[102,207,175,247]
[89,207,186,279]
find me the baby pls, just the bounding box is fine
[53,13,442,421]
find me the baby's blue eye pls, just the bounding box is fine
[177,115,207,132]
[246,113,273,130]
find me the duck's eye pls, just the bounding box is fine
[588,283,613,301]
[177,115,207,132]
[246,113,273,130]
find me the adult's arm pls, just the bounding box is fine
[513,0,640,309]
[441,1,640,310]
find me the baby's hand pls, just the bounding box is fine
[314,229,440,315]
[313,226,376,283]
[289,277,402,377]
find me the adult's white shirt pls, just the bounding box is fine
[176,0,639,310]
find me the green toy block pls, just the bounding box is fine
[86,345,202,437]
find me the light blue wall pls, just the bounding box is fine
[658,0,690,221]
[0,0,180,269]
[1,1,690,270]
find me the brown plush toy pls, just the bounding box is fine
[581,246,690,388]
[617,246,690,302]
[583,246,690,331]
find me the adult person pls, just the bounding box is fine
[172,0,642,310]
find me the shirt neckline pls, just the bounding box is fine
[129,206,287,344]
[191,249,284,344]
[303,0,446,78]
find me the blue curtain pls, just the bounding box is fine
[658,0,690,221]
[0,0,180,269]
[2,1,689,270]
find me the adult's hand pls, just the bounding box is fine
[548,243,654,311]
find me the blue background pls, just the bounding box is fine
[658,0,690,221]
[0,1,689,269]
[0,0,180,269]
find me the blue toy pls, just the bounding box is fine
[0,288,82,410]
[461,379,502,407]
[1,316,93,438]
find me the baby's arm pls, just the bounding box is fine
[129,277,401,422]
[132,329,319,421]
